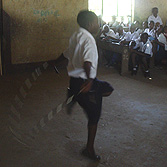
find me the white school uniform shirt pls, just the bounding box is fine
[100,29,116,38]
[123,31,140,41]
[136,28,143,35]
[148,14,163,25]
[115,31,126,40]
[158,33,167,51]
[144,28,156,38]
[66,27,98,79]
[138,40,153,57]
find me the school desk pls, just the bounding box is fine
[97,39,129,75]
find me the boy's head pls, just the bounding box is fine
[155,22,160,28]
[163,26,167,36]
[116,25,123,35]
[102,24,110,33]
[143,21,148,29]
[77,10,99,34]
[140,33,148,43]
[148,20,154,29]
[152,7,158,17]
[129,23,136,33]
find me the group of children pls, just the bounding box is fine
[99,7,167,79]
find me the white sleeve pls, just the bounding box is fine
[123,32,131,41]
[83,38,97,64]
[158,16,163,25]
[144,29,148,34]
[145,42,153,56]
[131,32,139,40]
[158,34,167,44]
[165,44,167,51]
[107,30,116,38]
[148,16,151,24]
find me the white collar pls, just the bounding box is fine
[151,14,159,18]
[79,27,93,38]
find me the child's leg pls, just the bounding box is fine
[131,52,139,75]
[131,52,138,68]
[141,56,149,71]
[141,56,152,79]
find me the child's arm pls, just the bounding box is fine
[131,49,151,57]
[153,39,165,47]
[81,61,93,93]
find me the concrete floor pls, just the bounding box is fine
[0,66,167,167]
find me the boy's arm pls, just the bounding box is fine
[48,53,68,68]
[81,61,93,93]
[153,39,165,47]
[131,49,151,57]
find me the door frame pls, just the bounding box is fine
[0,0,3,75]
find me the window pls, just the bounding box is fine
[89,0,134,25]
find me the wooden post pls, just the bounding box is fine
[121,46,129,75]
[0,0,3,75]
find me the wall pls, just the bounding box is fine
[2,0,167,65]
[134,0,167,25]
[3,0,88,64]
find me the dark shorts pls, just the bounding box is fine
[69,77,114,125]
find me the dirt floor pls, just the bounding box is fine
[0,65,167,167]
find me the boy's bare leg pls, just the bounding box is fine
[86,124,97,154]
[131,52,137,67]
[142,57,149,71]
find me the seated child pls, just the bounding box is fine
[144,20,156,40]
[100,24,116,40]
[120,23,140,45]
[142,21,148,31]
[115,25,126,40]
[99,24,116,67]
[134,20,143,34]
[130,33,153,79]
[111,25,127,66]
[153,26,167,68]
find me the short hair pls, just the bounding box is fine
[149,20,154,25]
[102,24,109,30]
[141,32,148,39]
[77,10,97,29]
[152,7,158,12]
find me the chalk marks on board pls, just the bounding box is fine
[10,0,50,9]
[33,9,60,23]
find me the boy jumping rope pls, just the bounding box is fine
[63,10,114,160]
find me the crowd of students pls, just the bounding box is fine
[98,7,167,79]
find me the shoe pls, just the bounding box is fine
[81,148,101,161]
[131,68,137,76]
[144,71,152,80]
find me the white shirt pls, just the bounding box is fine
[123,31,140,41]
[115,31,126,40]
[158,33,167,51]
[100,29,116,38]
[136,28,143,35]
[66,28,98,79]
[148,14,163,25]
[144,28,155,38]
[138,40,153,57]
